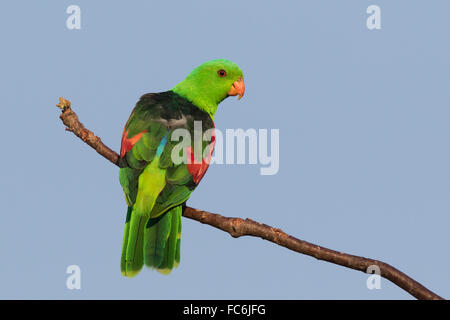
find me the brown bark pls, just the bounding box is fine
[56,97,444,300]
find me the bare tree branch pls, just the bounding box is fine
[56,97,444,300]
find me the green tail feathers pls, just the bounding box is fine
[121,206,182,277]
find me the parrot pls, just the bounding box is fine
[119,59,245,277]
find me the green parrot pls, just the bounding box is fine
[119,59,245,277]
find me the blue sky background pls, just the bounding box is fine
[1,0,449,299]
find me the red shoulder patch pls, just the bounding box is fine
[120,129,146,158]
[186,129,216,184]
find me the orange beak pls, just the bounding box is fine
[228,78,245,100]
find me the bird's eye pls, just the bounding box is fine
[217,69,227,77]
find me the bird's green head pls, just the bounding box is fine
[172,59,245,119]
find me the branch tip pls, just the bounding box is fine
[56,97,71,110]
